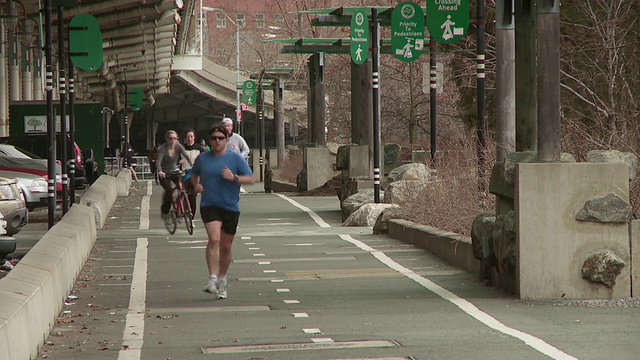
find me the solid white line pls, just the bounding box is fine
[117,184,151,360]
[139,181,151,230]
[117,237,148,360]
[338,234,578,360]
[275,194,331,228]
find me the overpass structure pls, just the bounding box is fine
[0,0,301,150]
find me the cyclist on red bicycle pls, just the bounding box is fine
[156,130,193,219]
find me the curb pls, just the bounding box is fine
[0,174,121,360]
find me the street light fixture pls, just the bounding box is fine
[202,6,241,136]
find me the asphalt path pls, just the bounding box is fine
[21,181,640,360]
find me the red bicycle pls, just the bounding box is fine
[163,169,194,235]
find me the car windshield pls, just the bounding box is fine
[0,145,42,159]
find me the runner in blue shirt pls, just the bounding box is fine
[191,126,255,299]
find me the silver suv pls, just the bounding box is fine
[0,176,28,235]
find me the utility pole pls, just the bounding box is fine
[537,0,560,162]
[495,0,516,161]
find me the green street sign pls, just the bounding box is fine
[350,10,369,65]
[426,0,469,44]
[242,80,257,106]
[69,14,103,72]
[128,88,143,111]
[391,2,425,62]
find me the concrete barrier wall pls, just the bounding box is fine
[116,168,133,196]
[388,219,482,277]
[270,179,298,193]
[80,175,120,229]
[0,172,122,360]
[0,205,97,360]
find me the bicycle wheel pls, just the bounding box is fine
[179,191,194,235]
[164,208,177,235]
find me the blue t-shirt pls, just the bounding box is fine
[191,150,253,212]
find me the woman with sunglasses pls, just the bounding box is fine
[156,130,193,219]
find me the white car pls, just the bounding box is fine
[0,170,47,211]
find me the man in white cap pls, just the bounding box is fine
[220,117,250,160]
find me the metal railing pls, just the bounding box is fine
[105,156,155,179]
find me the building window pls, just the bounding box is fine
[236,13,246,28]
[256,13,265,28]
[274,13,284,25]
[216,12,226,28]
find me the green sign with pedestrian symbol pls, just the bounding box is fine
[426,0,469,44]
[391,2,425,62]
[242,80,257,106]
[350,10,369,65]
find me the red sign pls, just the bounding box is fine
[236,109,242,122]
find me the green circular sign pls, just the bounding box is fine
[426,0,469,44]
[391,2,425,62]
[350,10,369,65]
[242,80,257,106]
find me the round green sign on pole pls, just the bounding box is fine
[391,2,425,62]
[242,80,257,106]
[69,14,103,72]
[426,0,469,44]
[350,10,369,65]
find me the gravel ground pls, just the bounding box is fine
[553,297,640,308]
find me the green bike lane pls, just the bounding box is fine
[38,181,640,360]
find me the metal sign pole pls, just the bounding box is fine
[68,47,76,206]
[58,5,68,214]
[372,8,381,204]
[45,0,56,228]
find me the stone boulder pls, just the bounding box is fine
[341,188,383,221]
[326,142,341,155]
[382,163,435,190]
[575,193,632,224]
[373,206,408,234]
[587,150,638,181]
[344,203,399,227]
[383,180,428,205]
[471,213,497,266]
[582,251,626,288]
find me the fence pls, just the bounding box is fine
[104,156,155,180]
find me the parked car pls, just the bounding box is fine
[0,135,88,188]
[0,170,47,211]
[0,212,17,264]
[0,176,28,235]
[0,154,62,194]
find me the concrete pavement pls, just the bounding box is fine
[35,181,640,360]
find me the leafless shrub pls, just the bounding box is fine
[273,151,303,184]
[400,136,496,236]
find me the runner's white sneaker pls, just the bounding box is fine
[216,277,228,299]
[203,275,217,294]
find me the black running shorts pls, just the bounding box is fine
[200,206,240,235]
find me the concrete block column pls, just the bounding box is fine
[516,163,631,300]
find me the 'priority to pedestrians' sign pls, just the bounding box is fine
[391,2,425,62]
[242,80,257,106]
[350,10,369,65]
[426,0,469,44]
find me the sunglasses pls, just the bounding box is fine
[210,136,227,141]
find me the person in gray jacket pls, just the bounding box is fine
[156,130,193,218]
[221,118,249,160]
